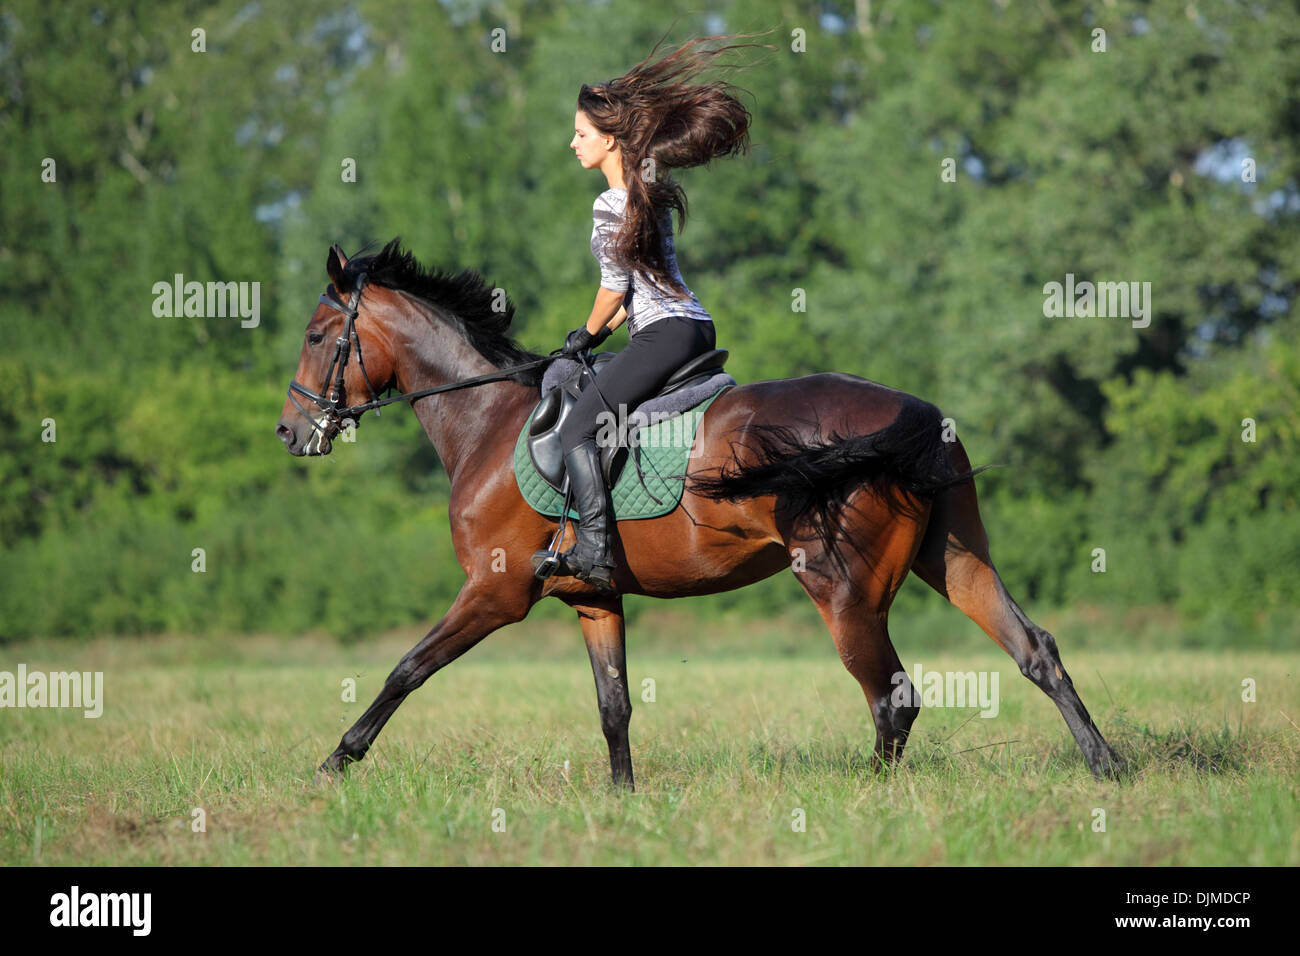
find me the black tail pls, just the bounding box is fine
[687,398,988,574]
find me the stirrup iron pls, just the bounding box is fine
[532,477,575,580]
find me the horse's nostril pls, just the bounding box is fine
[276,423,295,446]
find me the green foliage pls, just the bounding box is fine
[2,0,1297,641]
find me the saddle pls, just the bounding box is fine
[527,348,730,493]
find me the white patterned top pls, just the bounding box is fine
[591,187,712,335]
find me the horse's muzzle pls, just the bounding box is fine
[276,420,333,456]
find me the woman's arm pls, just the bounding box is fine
[605,305,628,332]
[583,287,626,336]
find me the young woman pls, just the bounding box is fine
[533,36,758,592]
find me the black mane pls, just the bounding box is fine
[342,238,549,387]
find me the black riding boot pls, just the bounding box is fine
[532,438,616,591]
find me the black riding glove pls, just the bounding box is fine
[561,324,611,357]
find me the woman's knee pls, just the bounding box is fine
[559,408,598,449]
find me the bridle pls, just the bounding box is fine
[287,272,381,437]
[286,273,558,441]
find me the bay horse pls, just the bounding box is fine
[276,240,1124,788]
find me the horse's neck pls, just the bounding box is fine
[392,303,533,485]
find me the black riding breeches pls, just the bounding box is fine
[558,316,717,451]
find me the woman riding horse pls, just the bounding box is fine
[534,39,753,592]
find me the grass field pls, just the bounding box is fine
[2,610,1297,866]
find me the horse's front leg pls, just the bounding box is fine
[570,596,635,790]
[318,582,526,778]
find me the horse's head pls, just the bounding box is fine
[276,244,398,456]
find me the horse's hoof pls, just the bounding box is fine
[1091,747,1128,781]
[313,756,348,786]
[313,765,343,787]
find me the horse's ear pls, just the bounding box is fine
[326,244,348,287]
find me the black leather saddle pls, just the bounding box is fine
[527,348,729,493]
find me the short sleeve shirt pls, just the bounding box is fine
[591,187,712,335]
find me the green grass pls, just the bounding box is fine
[2,615,1297,865]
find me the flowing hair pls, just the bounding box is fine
[577,32,773,298]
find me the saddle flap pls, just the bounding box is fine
[529,388,563,436]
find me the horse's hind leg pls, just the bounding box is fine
[786,494,926,771]
[910,440,1124,779]
[815,604,918,770]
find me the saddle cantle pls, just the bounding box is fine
[526,348,732,494]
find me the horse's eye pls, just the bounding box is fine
[308,331,324,345]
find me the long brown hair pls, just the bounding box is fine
[578,33,772,298]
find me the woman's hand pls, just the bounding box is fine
[561,324,611,356]
[558,288,625,356]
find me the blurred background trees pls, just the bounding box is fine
[2,0,1296,642]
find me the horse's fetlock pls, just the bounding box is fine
[873,693,918,731]
[340,733,368,760]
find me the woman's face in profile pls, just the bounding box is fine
[571,110,614,170]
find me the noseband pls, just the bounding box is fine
[286,272,558,441]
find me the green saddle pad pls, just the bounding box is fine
[513,386,729,521]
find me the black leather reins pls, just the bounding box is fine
[287,273,557,437]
